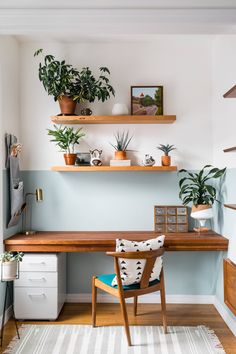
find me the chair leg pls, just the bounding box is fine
[92,276,97,327]
[119,295,132,346]
[160,277,167,334]
[134,296,138,316]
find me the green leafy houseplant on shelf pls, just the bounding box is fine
[179,165,226,231]
[34,49,81,115]
[157,144,176,166]
[0,252,24,281]
[34,49,115,116]
[110,131,133,160]
[48,125,85,165]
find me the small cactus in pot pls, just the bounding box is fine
[157,144,175,166]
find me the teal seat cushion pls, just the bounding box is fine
[97,273,160,290]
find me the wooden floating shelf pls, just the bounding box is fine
[224,204,236,210]
[223,147,236,153]
[51,115,176,124]
[51,165,177,172]
[223,85,236,98]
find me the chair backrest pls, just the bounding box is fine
[107,248,165,289]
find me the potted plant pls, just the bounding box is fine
[34,49,115,116]
[110,131,133,160]
[0,251,24,281]
[157,144,176,166]
[34,49,81,115]
[48,125,85,165]
[74,67,115,115]
[179,165,226,231]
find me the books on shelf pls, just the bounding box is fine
[110,159,131,166]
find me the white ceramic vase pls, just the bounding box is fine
[1,260,18,281]
[112,103,128,115]
[190,204,213,231]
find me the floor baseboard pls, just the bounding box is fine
[214,297,236,336]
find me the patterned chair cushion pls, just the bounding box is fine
[112,235,165,286]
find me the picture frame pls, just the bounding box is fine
[131,86,163,116]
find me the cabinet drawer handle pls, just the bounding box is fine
[28,262,46,265]
[28,277,46,282]
[28,293,46,298]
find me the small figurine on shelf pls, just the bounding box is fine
[90,149,102,166]
[142,154,155,166]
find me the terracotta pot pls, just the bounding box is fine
[58,96,76,115]
[161,155,171,166]
[115,151,127,160]
[64,153,77,165]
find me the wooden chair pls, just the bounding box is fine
[92,248,167,346]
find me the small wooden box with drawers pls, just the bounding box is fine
[154,205,188,233]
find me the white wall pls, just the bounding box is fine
[0,36,20,244]
[20,36,213,170]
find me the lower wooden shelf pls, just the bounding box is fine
[224,204,236,210]
[51,165,177,172]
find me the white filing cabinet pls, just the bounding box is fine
[14,253,66,320]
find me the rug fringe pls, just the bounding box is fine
[201,326,226,354]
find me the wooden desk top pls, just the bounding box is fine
[4,231,228,252]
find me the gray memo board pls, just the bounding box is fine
[5,134,25,228]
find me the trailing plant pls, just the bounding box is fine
[34,49,80,102]
[110,131,133,151]
[0,251,24,263]
[179,165,226,206]
[74,67,115,103]
[47,125,85,153]
[157,144,175,156]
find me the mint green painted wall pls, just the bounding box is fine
[19,170,219,295]
[213,169,236,324]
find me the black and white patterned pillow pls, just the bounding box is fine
[112,235,165,286]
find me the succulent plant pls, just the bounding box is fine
[0,251,24,263]
[157,144,176,156]
[110,131,133,151]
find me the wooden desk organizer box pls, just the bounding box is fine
[154,205,188,233]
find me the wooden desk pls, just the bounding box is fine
[4,231,228,252]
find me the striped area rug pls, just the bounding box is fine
[4,325,225,354]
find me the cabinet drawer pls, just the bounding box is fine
[14,271,57,288]
[14,287,59,320]
[20,254,58,272]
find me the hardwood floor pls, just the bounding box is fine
[1,303,236,353]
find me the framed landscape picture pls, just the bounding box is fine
[131,86,163,116]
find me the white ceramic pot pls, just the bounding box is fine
[1,260,18,281]
[112,103,129,115]
[191,204,213,229]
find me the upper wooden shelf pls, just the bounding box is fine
[223,85,236,98]
[223,147,236,153]
[51,115,176,124]
[51,165,177,172]
[224,204,236,210]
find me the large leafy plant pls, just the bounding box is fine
[34,49,115,103]
[34,49,80,101]
[74,67,115,103]
[110,131,133,151]
[47,125,85,153]
[179,165,226,206]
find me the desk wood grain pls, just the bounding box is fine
[4,231,228,252]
